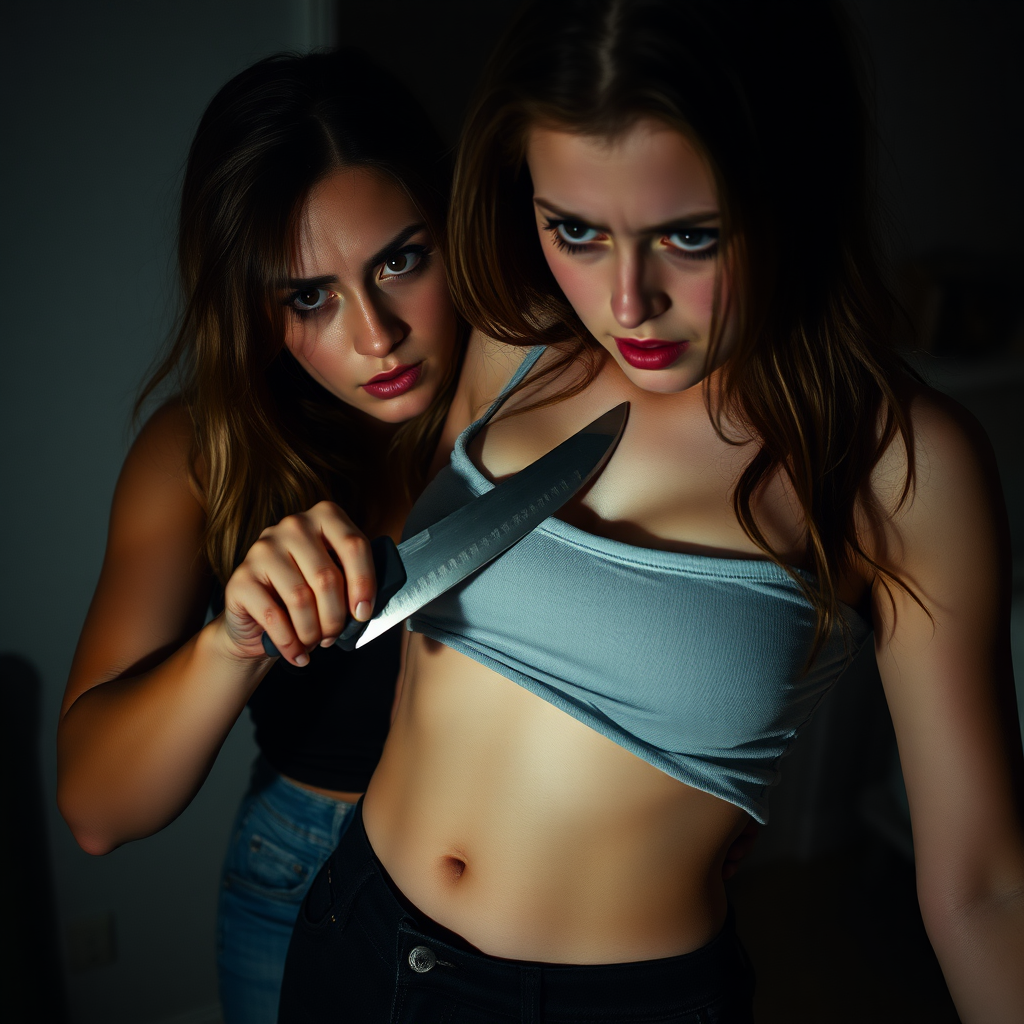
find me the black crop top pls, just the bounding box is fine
[210,587,400,791]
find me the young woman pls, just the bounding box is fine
[277,2,1024,1021]
[56,50,462,1023]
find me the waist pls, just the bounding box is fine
[363,647,747,963]
[280,775,364,803]
[245,757,359,842]
[327,798,755,1014]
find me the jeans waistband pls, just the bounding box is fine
[330,798,754,1017]
[248,757,356,843]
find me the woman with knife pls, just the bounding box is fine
[278,2,1024,1021]
[56,49,462,1023]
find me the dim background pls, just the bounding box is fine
[1,1,1021,1022]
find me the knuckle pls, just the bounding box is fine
[248,536,276,558]
[322,614,347,637]
[279,515,307,538]
[336,533,369,559]
[288,583,315,609]
[347,572,374,596]
[311,565,341,593]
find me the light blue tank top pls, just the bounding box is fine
[406,347,871,822]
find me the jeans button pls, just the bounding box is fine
[408,945,437,973]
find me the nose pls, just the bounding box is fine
[348,291,407,357]
[610,251,669,329]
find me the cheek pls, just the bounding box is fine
[283,319,311,361]
[284,318,354,390]
[399,274,458,353]
[542,250,607,325]
[679,269,717,328]
[283,312,330,362]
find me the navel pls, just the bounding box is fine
[439,854,467,883]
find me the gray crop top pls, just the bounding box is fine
[406,347,871,822]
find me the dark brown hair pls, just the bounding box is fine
[449,0,918,655]
[139,49,461,583]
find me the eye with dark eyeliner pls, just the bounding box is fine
[543,217,606,253]
[378,243,432,280]
[286,287,334,319]
[544,216,718,260]
[663,228,719,260]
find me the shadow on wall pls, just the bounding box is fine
[1,654,69,1023]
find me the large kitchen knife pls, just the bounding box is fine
[262,401,629,656]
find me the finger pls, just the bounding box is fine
[273,529,350,646]
[240,537,328,655]
[316,516,376,622]
[225,571,309,667]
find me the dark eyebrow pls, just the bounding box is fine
[365,222,427,271]
[533,198,720,235]
[283,273,337,290]
[280,223,429,289]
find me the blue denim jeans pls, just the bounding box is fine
[217,758,357,1024]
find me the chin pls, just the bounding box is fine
[363,388,435,425]
[618,363,704,396]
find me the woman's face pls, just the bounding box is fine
[281,166,457,423]
[526,118,733,394]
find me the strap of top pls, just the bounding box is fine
[476,346,546,428]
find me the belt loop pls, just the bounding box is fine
[520,965,541,1024]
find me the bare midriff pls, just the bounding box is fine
[362,632,748,965]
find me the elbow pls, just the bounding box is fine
[56,777,120,857]
[73,829,118,858]
[916,859,1024,949]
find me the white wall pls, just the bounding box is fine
[0,4,329,1022]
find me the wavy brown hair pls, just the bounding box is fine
[448,0,919,657]
[138,49,461,584]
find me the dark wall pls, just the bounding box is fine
[1,3,1020,1023]
[335,0,522,146]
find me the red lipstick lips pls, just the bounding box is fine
[614,338,687,370]
[362,362,422,399]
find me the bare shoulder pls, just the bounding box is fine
[104,397,209,577]
[862,382,1011,632]
[436,332,538,463]
[871,385,1006,537]
[460,331,537,417]
[120,399,199,497]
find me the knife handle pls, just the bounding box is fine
[260,535,407,658]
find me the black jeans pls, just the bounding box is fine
[279,801,756,1023]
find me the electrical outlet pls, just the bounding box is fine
[65,913,116,971]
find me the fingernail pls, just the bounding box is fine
[295,653,310,667]
[355,600,372,622]
[320,636,336,648]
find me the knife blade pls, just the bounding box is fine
[261,401,628,656]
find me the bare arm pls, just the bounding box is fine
[57,403,376,854]
[869,392,1024,1023]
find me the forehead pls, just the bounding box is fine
[525,119,717,225]
[292,165,420,273]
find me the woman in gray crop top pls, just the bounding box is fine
[280,3,1024,1022]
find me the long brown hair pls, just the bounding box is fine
[138,49,461,584]
[448,0,918,657]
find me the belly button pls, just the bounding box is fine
[440,855,466,882]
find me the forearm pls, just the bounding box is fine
[57,617,270,853]
[924,879,1024,1023]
